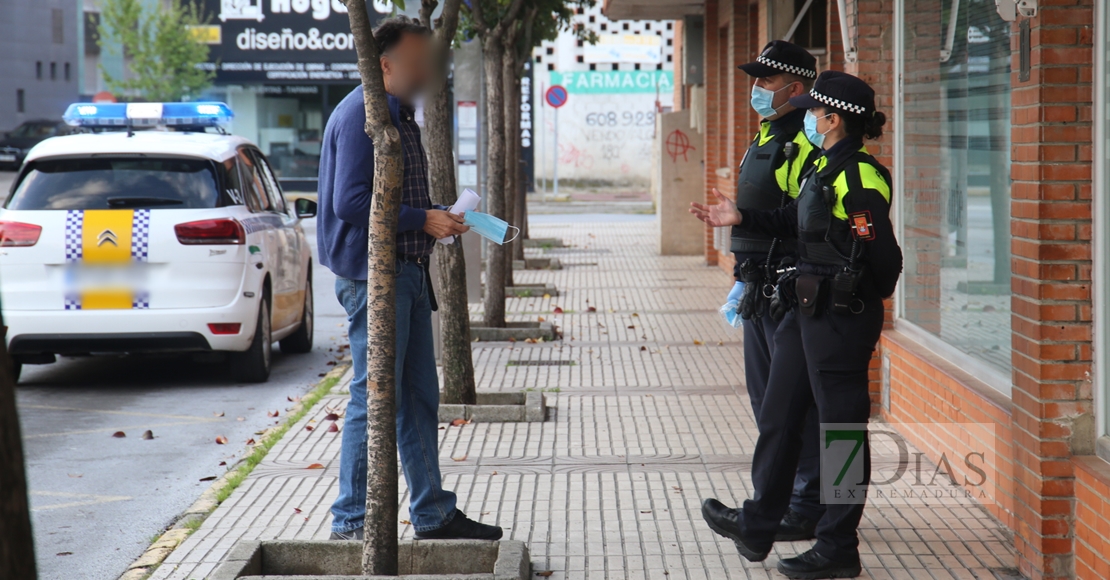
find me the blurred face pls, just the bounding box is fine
[380,32,431,102]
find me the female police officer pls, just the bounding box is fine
[690,71,902,579]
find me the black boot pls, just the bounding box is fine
[776,548,862,579]
[700,498,770,562]
[413,511,503,541]
[776,508,818,541]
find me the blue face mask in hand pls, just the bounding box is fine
[463,211,520,245]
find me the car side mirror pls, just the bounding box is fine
[294,197,317,219]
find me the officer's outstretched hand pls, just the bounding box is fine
[690,188,742,227]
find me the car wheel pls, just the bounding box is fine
[279,278,313,354]
[231,296,272,383]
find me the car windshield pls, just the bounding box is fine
[6,157,225,210]
[8,123,58,139]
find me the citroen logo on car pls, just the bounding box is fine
[98,229,119,247]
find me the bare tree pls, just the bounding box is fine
[0,312,36,580]
[345,0,405,574]
[469,0,524,328]
[419,0,476,404]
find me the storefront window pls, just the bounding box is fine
[899,0,1012,372]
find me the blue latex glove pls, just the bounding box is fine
[727,281,745,303]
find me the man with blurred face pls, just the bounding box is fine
[317,16,499,541]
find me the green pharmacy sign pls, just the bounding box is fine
[549,71,674,94]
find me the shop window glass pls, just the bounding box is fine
[900,0,1012,372]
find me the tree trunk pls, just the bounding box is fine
[481,36,508,328]
[346,0,403,574]
[0,314,36,579]
[501,38,520,286]
[422,0,475,405]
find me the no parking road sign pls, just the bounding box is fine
[545,85,568,108]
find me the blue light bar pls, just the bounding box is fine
[63,102,234,128]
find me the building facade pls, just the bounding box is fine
[0,0,80,131]
[532,3,676,187]
[602,0,1110,578]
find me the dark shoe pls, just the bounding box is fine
[329,527,364,540]
[700,498,770,562]
[413,511,503,541]
[776,508,818,541]
[777,548,862,579]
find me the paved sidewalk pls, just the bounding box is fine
[152,218,1013,580]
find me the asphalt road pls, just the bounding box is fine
[10,213,351,580]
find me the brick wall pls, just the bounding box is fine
[1008,2,1094,579]
[1073,458,1110,579]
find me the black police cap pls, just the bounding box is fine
[738,40,817,79]
[789,70,876,116]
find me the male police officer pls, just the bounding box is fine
[721,40,823,540]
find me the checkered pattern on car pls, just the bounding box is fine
[65,210,84,262]
[396,105,435,259]
[130,209,151,261]
[64,292,81,311]
[132,291,150,310]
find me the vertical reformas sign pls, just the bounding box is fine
[196,0,383,83]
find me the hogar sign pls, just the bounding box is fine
[199,0,383,83]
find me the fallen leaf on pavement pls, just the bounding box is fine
[627,325,635,329]
[111,431,126,438]
[400,519,412,525]
[327,422,339,433]
[536,572,554,577]
[293,507,302,513]
[324,413,340,421]
[236,416,245,421]
[56,552,73,557]
[523,338,537,344]
[537,316,546,322]
[288,396,301,402]
[213,411,224,417]
[141,430,154,440]
[587,306,597,313]
[452,455,468,462]
[318,373,327,377]
[450,419,470,427]
[631,312,639,317]
[218,461,226,466]
[491,471,499,476]
[215,436,228,445]
[641,510,652,514]
[672,486,682,492]
[67,473,82,478]
[305,425,314,431]
[306,463,325,469]
[326,360,336,365]
[267,410,279,417]
[246,438,256,445]
[542,293,551,299]
[199,476,217,482]
[640,346,647,351]
[693,339,704,345]
[553,306,564,314]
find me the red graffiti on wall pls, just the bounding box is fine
[665,129,695,163]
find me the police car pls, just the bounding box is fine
[0,102,316,383]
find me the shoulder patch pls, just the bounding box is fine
[849,211,875,241]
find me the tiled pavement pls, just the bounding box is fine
[152,218,1014,580]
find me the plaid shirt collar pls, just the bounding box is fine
[388,94,435,258]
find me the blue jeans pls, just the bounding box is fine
[330,262,458,534]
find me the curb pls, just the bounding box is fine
[117,361,353,580]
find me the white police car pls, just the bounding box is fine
[0,102,316,383]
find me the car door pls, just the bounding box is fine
[247,148,300,332]
[236,147,282,326]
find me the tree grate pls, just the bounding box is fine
[506,360,576,367]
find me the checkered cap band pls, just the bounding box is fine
[808,89,868,115]
[756,55,816,78]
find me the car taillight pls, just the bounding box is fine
[208,323,241,335]
[175,219,245,245]
[0,221,42,247]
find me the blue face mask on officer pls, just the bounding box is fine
[804,111,834,148]
[749,82,793,119]
[463,211,520,245]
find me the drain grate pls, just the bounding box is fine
[506,360,576,367]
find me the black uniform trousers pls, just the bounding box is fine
[742,310,823,522]
[741,292,885,563]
